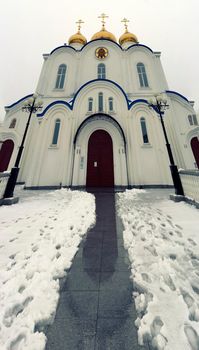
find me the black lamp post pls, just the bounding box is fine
[3,94,43,199]
[148,94,184,196]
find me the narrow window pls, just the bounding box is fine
[52,119,61,145]
[88,98,93,112]
[98,92,103,112]
[193,114,198,125]
[98,63,106,79]
[9,119,16,128]
[188,115,193,125]
[55,64,66,89]
[140,117,149,143]
[137,63,149,87]
[109,97,113,111]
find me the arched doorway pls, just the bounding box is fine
[191,137,199,168]
[0,139,14,172]
[86,130,114,187]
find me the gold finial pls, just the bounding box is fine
[98,13,109,30]
[76,19,84,33]
[121,18,130,32]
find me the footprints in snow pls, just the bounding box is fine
[9,333,26,350]
[184,325,199,350]
[141,273,152,283]
[3,296,33,327]
[181,289,199,322]
[150,316,168,349]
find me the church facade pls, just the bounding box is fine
[0,18,199,189]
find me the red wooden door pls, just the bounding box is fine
[0,140,14,172]
[86,130,114,187]
[191,137,199,168]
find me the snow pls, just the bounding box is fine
[117,189,199,350]
[0,187,95,350]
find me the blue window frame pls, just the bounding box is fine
[52,119,61,145]
[98,92,103,112]
[140,117,149,143]
[137,63,149,87]
[55,64,66,89]
[98,63,106,79]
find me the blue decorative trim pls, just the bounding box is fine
[5,94,33,109]
[73,113,126,145]
[129,99,148,109]
[37,79,131,117]
[50,45,76,55]
[37,100,72,117]
[80,38,122,51]
[166,90,189,103]
[126,44,154,53]
[50,39,122,56]
[37,80,154,117]
[49,40,153,56]
[72,79,130,109]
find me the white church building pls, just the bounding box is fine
[0,17,199,189]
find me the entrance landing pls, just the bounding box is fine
[45,191,149,349]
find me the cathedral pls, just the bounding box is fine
[0,16,198,189]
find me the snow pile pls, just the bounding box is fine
[118,189,199,350]
[0,189,95,350]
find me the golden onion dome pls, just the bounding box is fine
[68,31,87,45]
[91,29,117,42]
[119,30,138,45]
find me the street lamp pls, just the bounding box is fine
[3,93,43,199]
[148,94,184,196]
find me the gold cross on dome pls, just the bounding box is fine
[121,18,130,32]
[98,13,109,29]
[76,19,84,32]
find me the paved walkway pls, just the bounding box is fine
[45,191,149,350]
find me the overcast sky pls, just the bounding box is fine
[0,0,199,121]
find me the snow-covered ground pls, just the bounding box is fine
[118,189,199,350]
[0,187,95,350]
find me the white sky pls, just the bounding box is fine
[0,0,199,120]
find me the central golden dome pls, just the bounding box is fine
[91,28,117,42]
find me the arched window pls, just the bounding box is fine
[140,117,149,143]
[88,98,93,112]
[188,115,193,125]
[55,64,66,89]
[109,97,113,111]
[9,119,16,128]
[98,63,106,79]
[52,119,61,145]
[98,92,103,112]
[193,114,198,125]
[188,114,198,126]
[137,63,149,87]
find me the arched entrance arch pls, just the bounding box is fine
[72,115,128,187]
[191,137,199,168]
[0,139,14,172]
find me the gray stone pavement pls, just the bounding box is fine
[45,190,150,350]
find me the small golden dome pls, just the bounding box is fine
[91,29,117,42]
[68,31,87,45]
[119,30,138,45]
